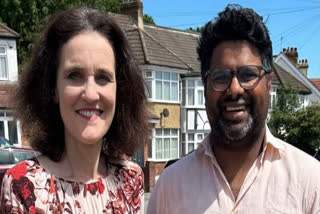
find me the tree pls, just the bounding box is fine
[269,86,320,155]
[143,14,155,25]
[185,26,203,33]
[0,0,122,67]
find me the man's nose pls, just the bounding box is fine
[227,76,244,99]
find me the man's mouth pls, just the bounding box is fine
[225,106,246,112]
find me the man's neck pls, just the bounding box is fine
[211,127,266,199]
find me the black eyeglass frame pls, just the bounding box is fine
[205,65,271,92]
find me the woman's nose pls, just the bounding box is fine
[81,79,99,102]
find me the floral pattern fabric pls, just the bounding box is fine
[0,158,144,214]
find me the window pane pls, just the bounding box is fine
[0,121,4,137]
[156,81,162,99]
[188,143,194,153]
[0,57,7,79]
[163,72,170,80]
[145,71,153,78]
[171,82,178,101]
[182,133,185,141]
[146,80,152,98]
[188,80,195,88]
[171,129,178,136]
[164,139,170,159]
[163,81,170,100]
[148,139,152,158]
[155,129,162,136]
[155,71,162,79]
[8,121,18,144]
[0,47,5,54]
[171,138,178,159]
[182,88,186,105]
[0,150,10,164]
[156,139,163,159]
[197,134,203,141]
[196,80,203,87]
[171,73,178,81]
[188,133,194,141]
[181,142,186,156]
[197,90,204,105]
[164,129,170,136]
[188,89,194,105]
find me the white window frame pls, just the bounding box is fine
[0,110,21,145]
[0,45,8,80]
[148,128,179,161]
[269,85,277,111]
[183,78,205,108]
[181,132,206,155]
[143,71,180,103]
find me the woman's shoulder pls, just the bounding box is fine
[5,158,42,180]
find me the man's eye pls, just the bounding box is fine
[212,73,229,84]
[239,71,258,82]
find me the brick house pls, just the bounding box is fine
[0,23,21,146]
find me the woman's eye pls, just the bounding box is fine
[95,74,112,85]
[67,71,81,80]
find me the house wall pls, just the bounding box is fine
[148,103,180,128]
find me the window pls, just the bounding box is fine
[0,110,20,145]
[149,128,179,161]
[181,132,207,155]
[0,46,8,79]
[269,86,277,110]
[183,79,205,107]
[144,71,179,102]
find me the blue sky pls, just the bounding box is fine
[143,0,320,78]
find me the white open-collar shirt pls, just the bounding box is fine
[147,126,320,214]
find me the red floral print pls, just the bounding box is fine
[0,159,144,214]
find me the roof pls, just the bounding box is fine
[111,13,199,72]
[273,63,311,95]
[0,83,15,108]
[0,23,19,38]
[310,78,320,91]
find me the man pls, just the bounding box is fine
[147,5,320,214]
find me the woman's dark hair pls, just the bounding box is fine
[198,4,273,85]
[13,7,149,162]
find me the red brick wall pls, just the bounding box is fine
[143,161,166,192]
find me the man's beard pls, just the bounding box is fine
[217,114,254,143]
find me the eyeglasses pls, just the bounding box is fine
[205,65,270,92]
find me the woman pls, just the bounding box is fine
[1,7,148,213]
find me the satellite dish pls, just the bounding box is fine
[162,108,169,117]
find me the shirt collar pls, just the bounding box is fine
[197,125,285,160]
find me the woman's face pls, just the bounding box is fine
[55,31,116,146]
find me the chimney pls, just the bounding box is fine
[282,47,298,65]
[298,59,309,77]
[120,0,144,29]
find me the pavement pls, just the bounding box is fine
[144,192,151,213]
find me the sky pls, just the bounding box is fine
[143,0,320,78]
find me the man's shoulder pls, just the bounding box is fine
[272,137,320,171]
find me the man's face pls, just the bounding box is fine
[205,40,271,146]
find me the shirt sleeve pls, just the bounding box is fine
[146,171,168,214]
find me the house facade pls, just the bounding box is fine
[0,23,21,146]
